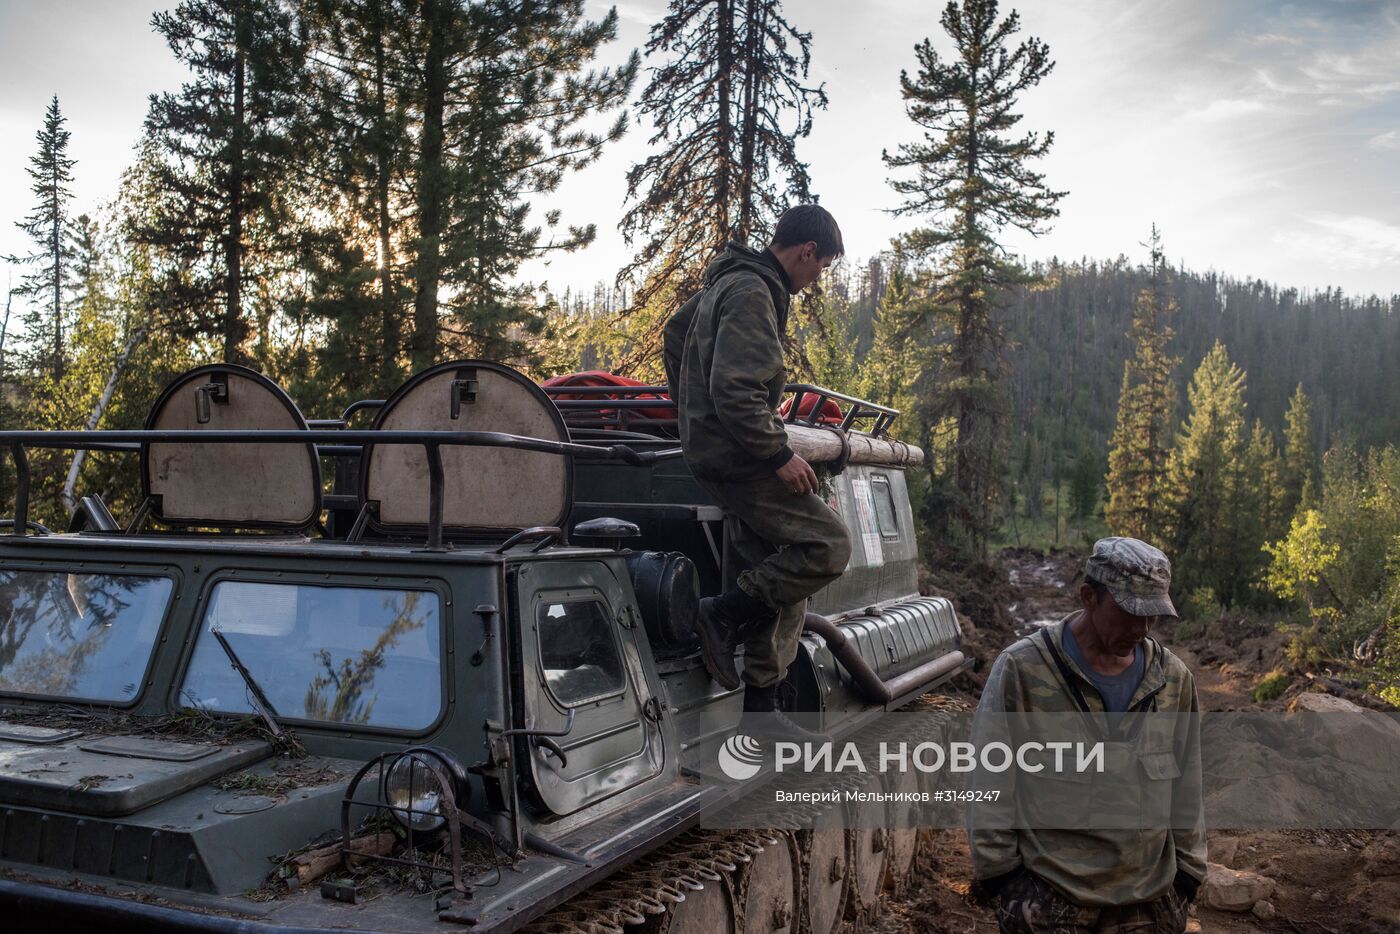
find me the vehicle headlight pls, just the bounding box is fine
[385,750,457,832]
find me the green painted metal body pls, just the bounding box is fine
[0,385,962,932]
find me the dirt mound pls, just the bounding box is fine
[920,548,1084,701]
[1165,615,1400,931]
[1170,612,1395,714]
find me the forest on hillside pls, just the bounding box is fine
[552,252,1400,467]
[3,0,1398,702]
[808,253,1400,483]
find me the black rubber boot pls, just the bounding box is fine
[695,588,772,690]
[741,684,827,743]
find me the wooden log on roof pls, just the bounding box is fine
[784,424,924,468]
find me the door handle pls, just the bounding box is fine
[534,735,568,769]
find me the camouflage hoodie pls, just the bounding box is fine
[663,242,794,482]
[969,612,1208,907]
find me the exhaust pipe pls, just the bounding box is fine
[803,612,967,708]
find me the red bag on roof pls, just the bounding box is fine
[541,370,673,421]
[778,393,844,425]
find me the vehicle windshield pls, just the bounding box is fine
[180,580,443,731]
[0,570,174,702]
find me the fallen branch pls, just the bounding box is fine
[291,832,395,886]
[1284,919,1342,934]
[1304,672,1369,693]
[62,320,149,511]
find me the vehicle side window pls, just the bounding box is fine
[181,580,443,731]
[871,474,900,540]
[0,570,173,703]
[536,600,626,707]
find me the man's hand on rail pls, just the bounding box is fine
[776,453,819,495]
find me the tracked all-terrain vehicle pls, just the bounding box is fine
[0,361,965,933]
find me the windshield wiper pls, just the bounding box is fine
[210,627,303,755]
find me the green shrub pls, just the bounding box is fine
[1251,670,1290,703]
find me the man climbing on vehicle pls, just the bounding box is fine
[969,537,1207,933]
[663,204,852,736]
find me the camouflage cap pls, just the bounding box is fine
[1085,537,1177,620]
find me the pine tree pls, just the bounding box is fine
[404,0,636,370]
[137,0,307,365]
[299,0,415,399]
[1282,383,1315,513]
[10,95,77,381]
[617,0,826,369]
[444,2,636,363]
[1105,226,1180,545]
[1166,341,1252,604]
[407,0,456,372]
[882,0,1064,556]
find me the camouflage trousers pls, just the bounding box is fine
[695,473,852,689]
[997,871,1189,934]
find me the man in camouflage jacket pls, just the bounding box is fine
[662,205,851,732]
[970,538,1207,933]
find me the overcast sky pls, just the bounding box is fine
[2,0,1398,300]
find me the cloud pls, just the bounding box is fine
[1185,98,1275,122]
[1368,129,1400,149]
[1273,214,1400,273]
[607,1,661,28]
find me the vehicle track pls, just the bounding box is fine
[523,695,968,934]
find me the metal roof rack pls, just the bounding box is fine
[540,382,901,438]
[0,427,679,552]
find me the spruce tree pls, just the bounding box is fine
[10,95,77,381]
[1247,419,1285,546]
[618,0,826,367]
[1166,341,1252,604]
[1282,383,1315,513]
[137,0,307,365]
[883,0,1064,556]
[1069,448,1100,521]
[1105,226,1180,545]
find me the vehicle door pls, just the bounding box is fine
[511,559,667,817]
